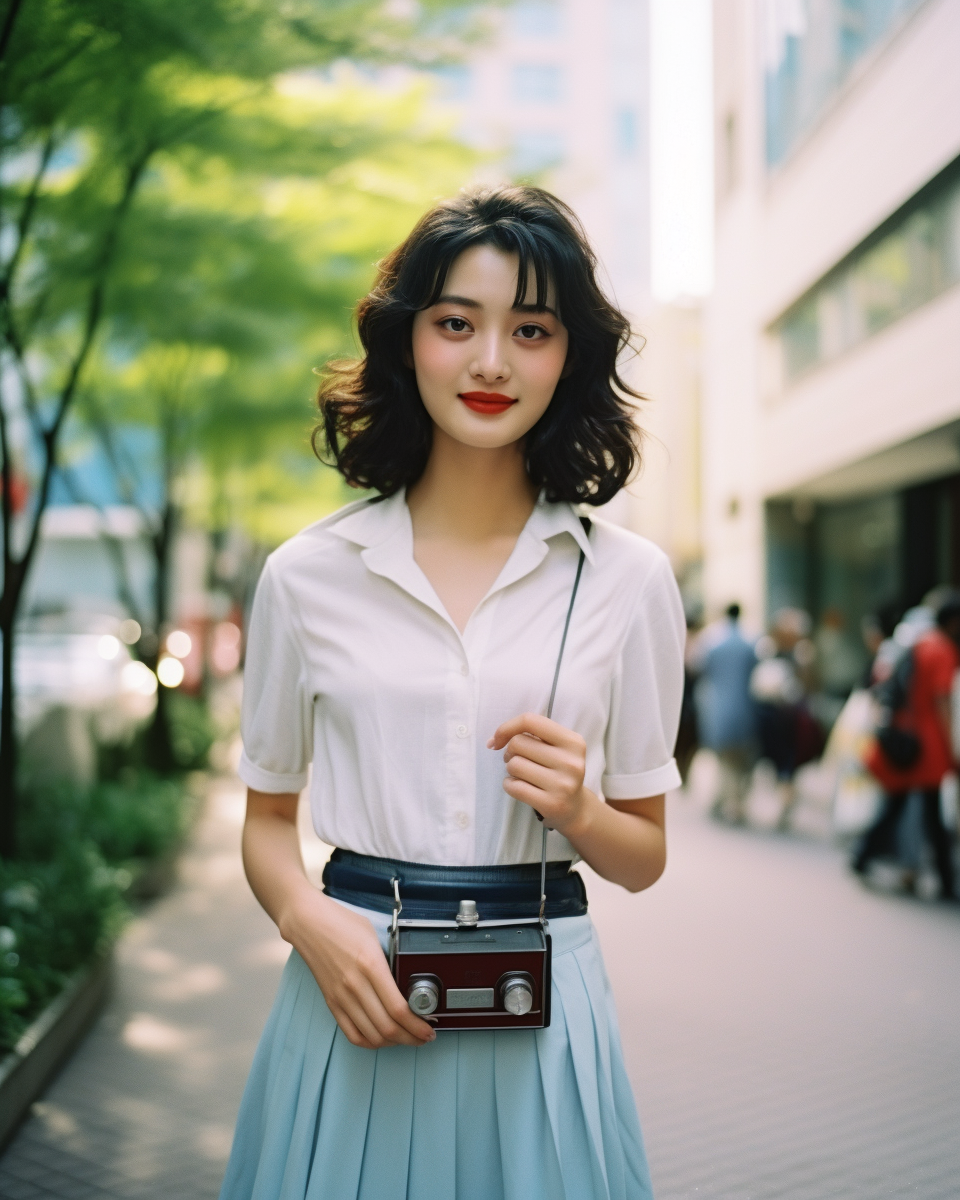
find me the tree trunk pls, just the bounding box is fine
[144,500,176,773]
[0,608,17,857]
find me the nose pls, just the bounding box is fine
[469,330,510,385]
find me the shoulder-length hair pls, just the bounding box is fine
[314,184,641,505]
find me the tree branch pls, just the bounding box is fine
[11,146,155,607]
[1,128,57,298]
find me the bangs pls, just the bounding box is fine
[412,222,561,316]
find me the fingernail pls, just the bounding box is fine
[486,738,494,749]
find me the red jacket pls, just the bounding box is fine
[866,629,959,791]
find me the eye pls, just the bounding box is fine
[439,316,471,334]
[515,323,548,341]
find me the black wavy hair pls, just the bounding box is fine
[314,184,642,504]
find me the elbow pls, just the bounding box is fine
[625,846,667,893]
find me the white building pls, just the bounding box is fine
[433,0,651,318]
[703,0,960,668]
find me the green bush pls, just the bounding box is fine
[0,846,126,1053]
[0,770,193,1054]
[18,771,190,866]
[167,692,217,771]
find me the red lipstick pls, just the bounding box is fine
[458,392,518,415]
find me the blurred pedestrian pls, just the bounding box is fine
[854,593,960,901]
[695,603,757,822]
[750,607,821,830]
[675,612,702,783]
[221,186,683,1199]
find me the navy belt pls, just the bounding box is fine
[322,849,588,921]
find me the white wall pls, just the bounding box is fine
[702,0,960,624]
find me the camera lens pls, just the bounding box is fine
[408,978,439,1016]
[500,975,534,1016]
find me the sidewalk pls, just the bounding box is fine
[0,780,293,1200]
[2,782,959,1199]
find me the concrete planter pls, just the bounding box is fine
[0,951,112,1151]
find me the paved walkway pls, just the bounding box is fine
[1,781,959,1199]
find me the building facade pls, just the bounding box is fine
[704,0,960,672]
[431,0,651,318]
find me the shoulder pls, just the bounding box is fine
[264,496,374,578]
[916,630,959,671]
[586,514,674,589]
[585,516,680,618]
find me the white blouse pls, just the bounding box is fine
[239,490,685,866]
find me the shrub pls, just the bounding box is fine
[0,770,193,1054]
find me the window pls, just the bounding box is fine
[511,1,562,38]
[775,160,960,382]
[764,0,927,166]
[429,65,471,103]
[615,108,638,157]
[512,64,563,105]
[511,130,565,176]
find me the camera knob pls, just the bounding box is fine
[501,975,534,1016]
[407,978,439,1016]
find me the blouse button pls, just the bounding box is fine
[456,724,469,738]
[455,811,470,829]
[460,663,469,676]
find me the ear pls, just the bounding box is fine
[560,351,575,380]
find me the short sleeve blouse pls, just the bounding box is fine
[239,491,685,866]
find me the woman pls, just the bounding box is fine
[222,185,684,1199]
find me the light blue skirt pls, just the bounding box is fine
[219,905,653,1200]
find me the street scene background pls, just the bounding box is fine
[1,1,959,1197]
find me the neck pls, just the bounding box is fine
[406,426,538,540]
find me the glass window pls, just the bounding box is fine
[511,1,563,38]
[775,164,960,382]
[429,65,471,103]
[510,130,565,176]
[615,108,638,157]
[512,64,563,104]
[764,0,926,167]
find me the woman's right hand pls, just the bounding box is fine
[282,888,436,1049]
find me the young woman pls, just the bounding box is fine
[221,185,684,1200]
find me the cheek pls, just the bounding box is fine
[523,339,569,395]
[411,325,460,387]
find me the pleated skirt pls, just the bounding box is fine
[219,905,653,1200]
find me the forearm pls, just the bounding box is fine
[559,791,666,893]
[241,789,327,944]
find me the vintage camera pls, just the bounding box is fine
[390,900,552,1031]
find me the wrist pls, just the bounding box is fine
[554,787,600,843]
[277,879,326,947]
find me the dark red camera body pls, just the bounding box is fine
[390,923,552,1031]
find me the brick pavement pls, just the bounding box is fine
[1,783,958,1199]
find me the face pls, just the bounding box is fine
[410,244,569,450]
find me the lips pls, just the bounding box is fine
[458,392,518,415]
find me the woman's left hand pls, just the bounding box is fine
[487,712,593,835]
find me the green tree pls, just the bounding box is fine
[0,0,485,853]
[67,76,472,769]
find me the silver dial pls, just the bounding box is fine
[408,978,439,1016]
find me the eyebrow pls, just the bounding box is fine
[434,293,559,319]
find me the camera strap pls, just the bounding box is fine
[539,523,589,924]
[389,518,591,937]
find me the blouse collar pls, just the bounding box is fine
[329,489,594,631]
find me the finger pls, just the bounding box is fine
[331,1006,376,1049]
[330,999,383,1049]
[505,753,559,793]
[488,712,569,751]
[363,954,436,1043]
[503,733,568,770]
[346,980,416,1046]
[503,775,554,816]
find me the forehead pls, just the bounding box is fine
[440,244,558,310]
